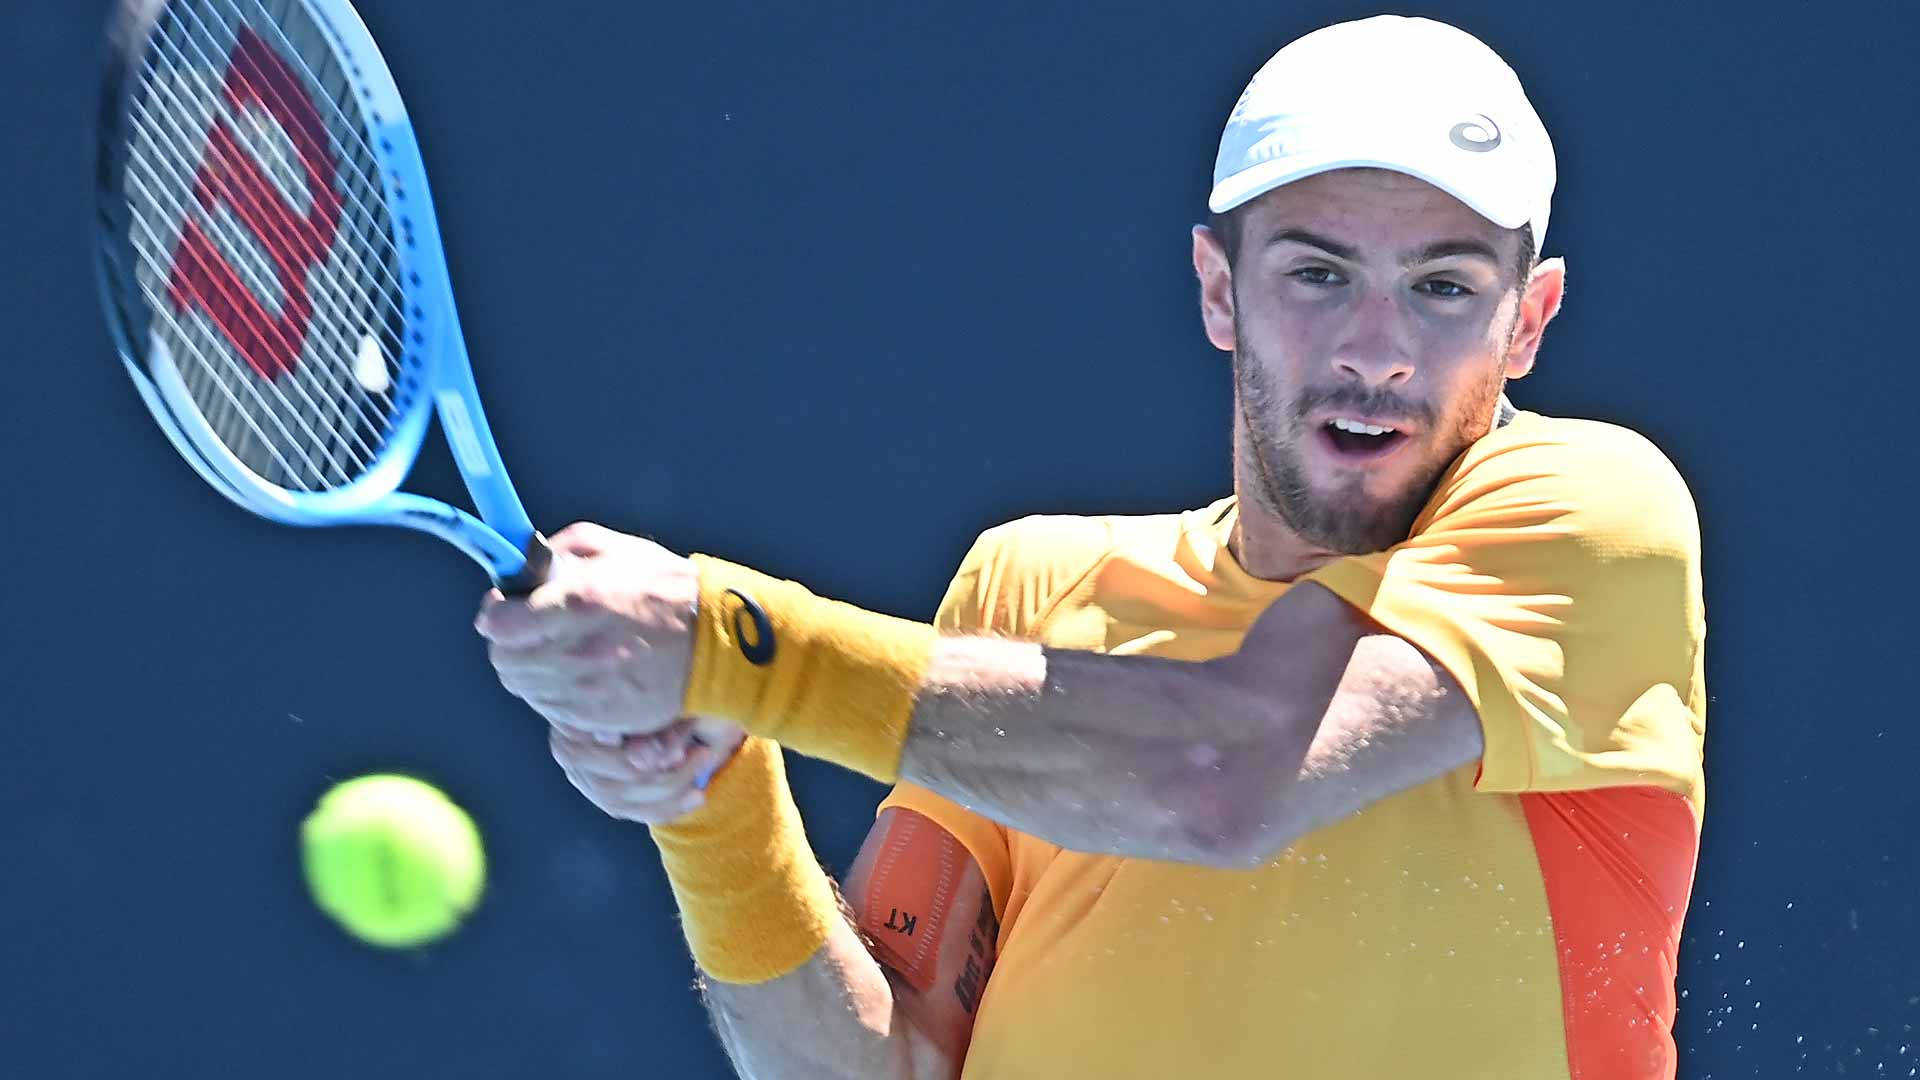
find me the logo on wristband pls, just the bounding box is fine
[723,589,777,665]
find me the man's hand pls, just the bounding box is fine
[477,522,701,738]
[551,718,747,824]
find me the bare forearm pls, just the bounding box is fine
[675,560,1366,866]
[900,636,1315,865]
[702,916,949,1080]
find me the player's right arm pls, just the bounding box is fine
[697,807,995,1080]
[553,724,991,1078]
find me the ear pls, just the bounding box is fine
[1192,225,1237,353]
[1503,256,1565,380]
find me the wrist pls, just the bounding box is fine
[650,736,840,984]
[682,555,936,781]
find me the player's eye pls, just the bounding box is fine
[1289,266,1346,286]
[1415,278,1474,298]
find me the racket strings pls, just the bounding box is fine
[126,154,375,490]
[128,205,359,487]
[166,1,407,308]
[186,0,424,352]
[124,86,386,428]
[155,2,400,374]
[127,124,381,491]
[126,0,413,492]
[132,13,391,488]
[127,67,388,480]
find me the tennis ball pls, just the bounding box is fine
[300,774,486,949]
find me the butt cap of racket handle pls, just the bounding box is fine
[498,533,553,597]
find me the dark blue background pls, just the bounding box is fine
[4,2,1915,1076]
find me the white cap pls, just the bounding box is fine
[1210,16,1556,249]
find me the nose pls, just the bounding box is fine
[1331,295,1415,387]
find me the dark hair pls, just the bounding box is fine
[1208,205,1537,293]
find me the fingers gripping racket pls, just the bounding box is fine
[96,0,551,594]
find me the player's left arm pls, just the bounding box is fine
[898,580,1480,869]
[480,533,1482,870]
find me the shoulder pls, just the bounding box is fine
[939,510,1189,635]
[1475,413,1689,490]
[1431,412,1699,555]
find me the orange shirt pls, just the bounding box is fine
[879,411,1706,1078]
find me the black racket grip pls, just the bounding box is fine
[497,533,553,597]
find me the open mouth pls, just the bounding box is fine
[1317,416,1410,462]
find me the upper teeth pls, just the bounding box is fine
[1332,417,1395,436]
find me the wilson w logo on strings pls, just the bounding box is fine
[165,27,343,381]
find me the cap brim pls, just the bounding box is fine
[1208,151,1532,233]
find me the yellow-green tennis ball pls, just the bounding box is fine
[300,774,486,949]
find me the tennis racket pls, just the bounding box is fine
[95,0,551,594]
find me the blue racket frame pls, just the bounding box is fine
[100,0,541,587]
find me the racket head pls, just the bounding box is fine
[97,0,440,526]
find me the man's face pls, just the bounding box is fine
[1202,168,1551,555]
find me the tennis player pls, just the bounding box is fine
[478,16,1705,1078]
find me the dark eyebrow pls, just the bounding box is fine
[1263,230,1501,268]
[1403,238,1501,267]
[1265,228,1357,261]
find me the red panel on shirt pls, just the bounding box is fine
[1521,787,1700,1080]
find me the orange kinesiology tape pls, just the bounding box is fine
[855,809,969,993]
[683,556,936,783]
[650,736,841,985]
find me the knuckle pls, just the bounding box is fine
[564,631,618,662]
[553,522,609,551]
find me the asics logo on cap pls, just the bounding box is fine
[1449,114,1502,152]
[1246,121,1293,164]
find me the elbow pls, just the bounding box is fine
[1161,733,1307,869]
[1138,762,1289,869]
[1183,797,1301,870]
[1221,826,1301,871]
[1148,661,1314,870]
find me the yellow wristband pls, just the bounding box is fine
[650,736,841,985]
[684,555,936,782]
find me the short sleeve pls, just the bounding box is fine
[1304,417,1707,807]
[877,530,1017,915]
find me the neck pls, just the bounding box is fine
[1224,487,1346,583]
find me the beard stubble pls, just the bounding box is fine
[1231,339,1506,556]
